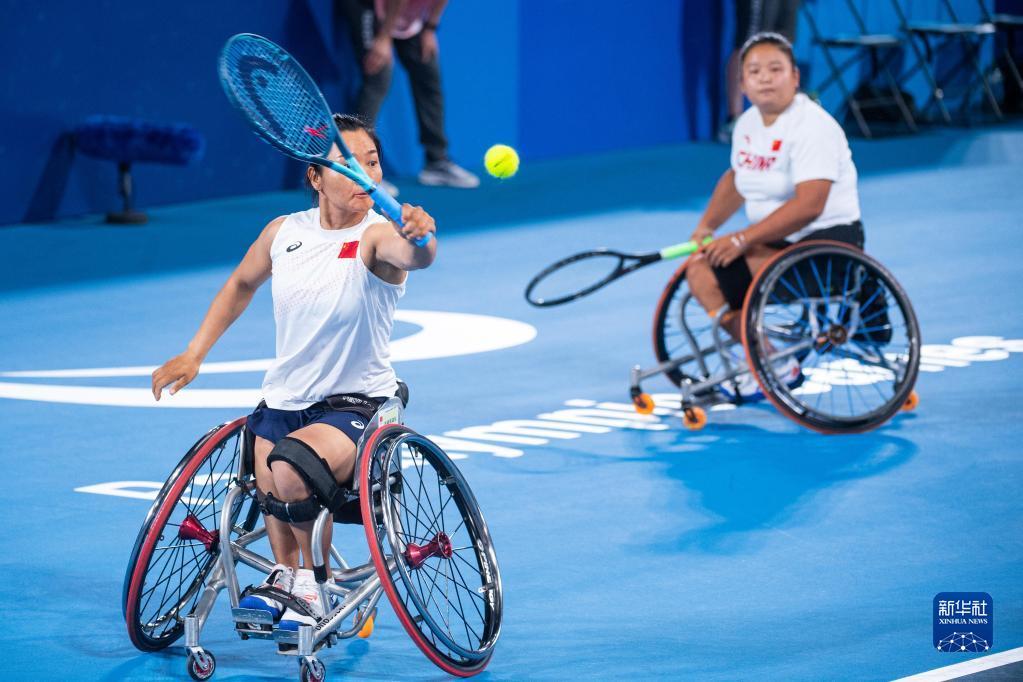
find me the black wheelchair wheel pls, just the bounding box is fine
[653,261,740,388]
[360,424,502,676]
[124,417,260,651]
[742,241,921,433]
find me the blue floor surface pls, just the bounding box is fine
[0,128,1021,680]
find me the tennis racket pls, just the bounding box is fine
[218,33,431,246]
[524,238,711,307]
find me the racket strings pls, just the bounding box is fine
[221,36,335,159]
[527,253,626,305]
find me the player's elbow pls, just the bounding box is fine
[804,202,826,223]
[406,248,437,271]
[227,272,259,296]
[795,181,832,221]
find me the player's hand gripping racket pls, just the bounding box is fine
[524,238,711,307]
[218,33,431,246]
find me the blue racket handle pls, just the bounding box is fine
[370,187,433,247]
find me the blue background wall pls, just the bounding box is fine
[0,0,997,225]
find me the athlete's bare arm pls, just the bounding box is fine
[151,216,284,400]
[362,204,437,284]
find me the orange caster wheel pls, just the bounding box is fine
[633,393,655,414]
[682,406,707,430]
[902,390,919,412]
[357,610,375,638]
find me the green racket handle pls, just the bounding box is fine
[659,236,713,261]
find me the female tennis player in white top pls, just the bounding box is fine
[686,31,864,399]
[150,114,437,628]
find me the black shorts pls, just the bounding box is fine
[765,221,865,251]
[713,221,865,311]
[247,393,386,446]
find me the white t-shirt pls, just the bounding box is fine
[261,207,405,410]
[731,93,861,242]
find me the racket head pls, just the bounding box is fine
[218,34,361,177]
[525,249,640,307]
[219,33,422,237]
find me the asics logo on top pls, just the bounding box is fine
[351,420,365,429]
[286,241,302,252]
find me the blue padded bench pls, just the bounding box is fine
[75,115,205,224]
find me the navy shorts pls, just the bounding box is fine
[247,396,383,446]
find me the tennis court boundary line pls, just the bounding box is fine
[891,646,1023,681]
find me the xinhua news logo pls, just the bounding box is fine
[933,592,993,653]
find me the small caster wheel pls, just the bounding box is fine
[902,390,919,412]
[300,657,326,682]
[632,393,655,415]
[187,649,216,681]
[682,406,707,431]
[357,608,376,638]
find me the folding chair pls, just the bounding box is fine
[977,0,1023,105]
[892,0,1003,123]
[801,0,918,138]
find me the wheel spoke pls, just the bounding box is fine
[129,425,248,645]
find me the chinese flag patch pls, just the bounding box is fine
[771,139,782,152]
[338,241,359,259]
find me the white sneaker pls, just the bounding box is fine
[238,564,294,621]
[279,569,332,631]
[720,355,803,402]
[418,160,480,188]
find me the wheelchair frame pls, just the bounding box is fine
[125,396,502,681]
[629,240,921,432]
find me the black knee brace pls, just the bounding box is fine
[262,437,354,522]
[258,491,323,523]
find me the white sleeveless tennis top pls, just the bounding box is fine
[261,207,405,410]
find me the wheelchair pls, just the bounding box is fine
[629,240,921,433]
[122,396,502,681]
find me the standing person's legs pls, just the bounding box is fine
[728,0,756,122]
[339,0,393,124]
[762,0,799,43]
[393,33,449,164]
[720,0,758,140]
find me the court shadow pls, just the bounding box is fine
[627,420,919,555]
[22,132,76,223]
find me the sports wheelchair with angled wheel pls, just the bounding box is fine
[630,240,921,433]
[123,395,502,680]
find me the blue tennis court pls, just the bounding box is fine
[1,122,1021,680]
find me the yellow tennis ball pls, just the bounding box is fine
[484,144,519,179]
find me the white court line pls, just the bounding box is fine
[891,646,1023,681]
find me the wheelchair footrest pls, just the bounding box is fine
[232,607,274,626]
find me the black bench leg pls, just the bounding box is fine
[107,161,148,225]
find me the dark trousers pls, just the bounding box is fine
[735,0,800,47]
[340,0,449,164]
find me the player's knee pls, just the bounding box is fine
[686,257,715,294]
[270,461,309,502]
[266,436,352,510]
